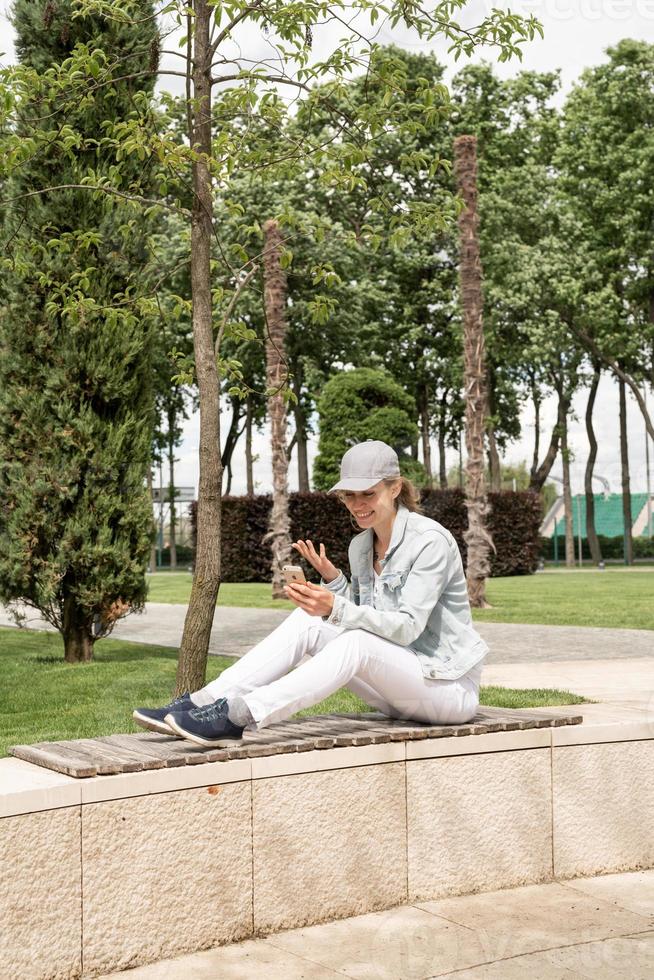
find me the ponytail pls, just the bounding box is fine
[385,476,423,514]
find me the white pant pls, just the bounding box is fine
[193,607,485,730]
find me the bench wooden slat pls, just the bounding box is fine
[283,718,392,745]
[9,708,585,777]
[319,713,463,740]
[74,738,146,774]
[105,732,204,767]
[10,742,99,778]
[98,734,179,768]
[262,722,339,748]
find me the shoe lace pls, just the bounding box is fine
[189,697,227,721]
[167,690,192,710]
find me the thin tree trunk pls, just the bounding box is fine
[529,391,570,493]
[487,427,501,491]
[297,425,309,491]
[262,219,292,598]
[560,407,575,568]
[438,433,447,488]
[419,383,433,488]
[438,391,448,489]
[176,0,222,694]
[293,364,310,491]
[167,408,177,570]
[530,382,541,485]
[146,464,157,573]
[453,134,494,608]
[245,396,254,494]
[584,363,602,565]
[573,324,654,440]
[618,374,634,564]
[486,368,501,491]
[221,396,244,495]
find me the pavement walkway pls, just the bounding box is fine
[2,602,652,709]
[2,601,653,663]
[98,869,654,979]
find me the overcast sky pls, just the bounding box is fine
[1,2,654,499]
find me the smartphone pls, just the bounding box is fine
[282,564,307,586]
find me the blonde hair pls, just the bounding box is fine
[385,476,423,514]
[335,476,423,514]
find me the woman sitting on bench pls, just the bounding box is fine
[133,440,489,747]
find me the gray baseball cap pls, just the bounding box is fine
[328,440,401,492]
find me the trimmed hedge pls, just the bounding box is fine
[190,488,542,580]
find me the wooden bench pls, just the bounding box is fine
[9,706,584,777]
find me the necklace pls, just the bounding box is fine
[373,538,388,562]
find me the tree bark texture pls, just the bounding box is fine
[584,364,602,565]
[453,135,494,608]
[262,219,292,598]
[62,594,93,663]
[618,374,634,564]
[176,0,222,694]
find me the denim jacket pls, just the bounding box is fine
[321,504,489,680]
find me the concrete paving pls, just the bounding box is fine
[2,602,652,663]
[98,869,654,979]
[482,658,654,711]
[0,602,287,661]
[2,602,652,709]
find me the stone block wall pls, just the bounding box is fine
[1,718,653,978]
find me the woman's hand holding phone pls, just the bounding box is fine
[291,539,339,584]
[284,580,335,617]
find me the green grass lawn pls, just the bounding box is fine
[146,569,654,631]
[147,575,294,609]
[479,570,654,631]
[0,627,587,758]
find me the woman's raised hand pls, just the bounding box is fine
[291,539,339,583]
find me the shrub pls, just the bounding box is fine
[312,368,419,491]
[190,489,542,580]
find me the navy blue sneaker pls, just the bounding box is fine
[132,690,198,736]
[164,698,244,747]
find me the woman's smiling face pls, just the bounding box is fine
[340,480,401,528]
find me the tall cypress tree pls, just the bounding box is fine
[0,1,159,661]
